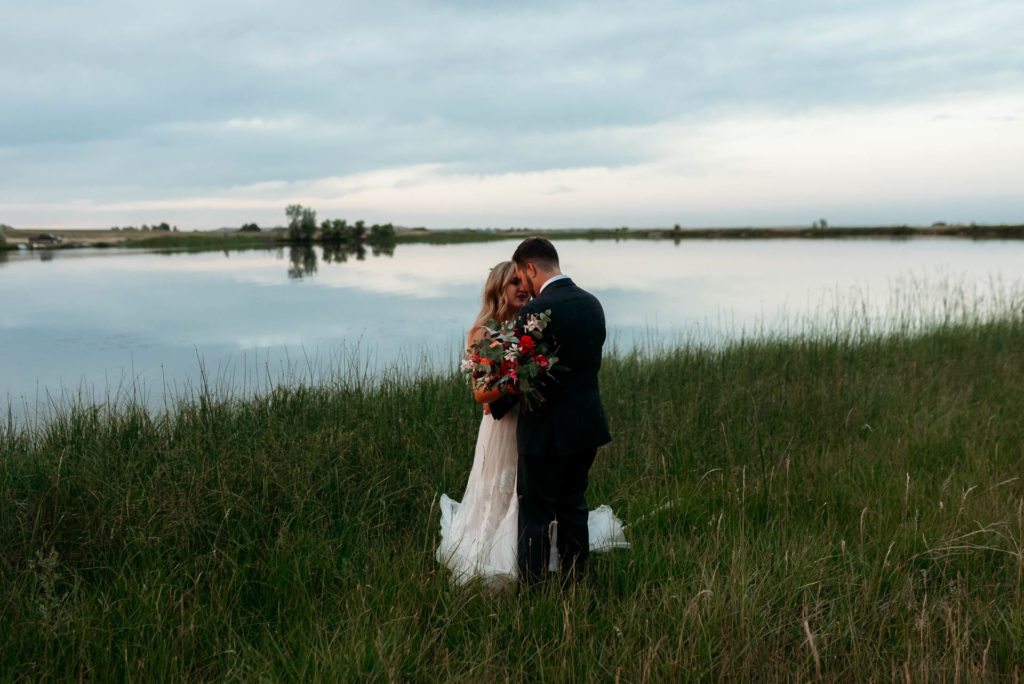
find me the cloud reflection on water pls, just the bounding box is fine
[1,238,1022,420]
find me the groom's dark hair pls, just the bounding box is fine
[512,236,560,271]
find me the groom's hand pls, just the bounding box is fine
[488,394,518,420]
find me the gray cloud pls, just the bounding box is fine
[2,0,1022,225]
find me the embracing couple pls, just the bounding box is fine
[436,236,628,590]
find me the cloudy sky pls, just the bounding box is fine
[3,0,1022,230]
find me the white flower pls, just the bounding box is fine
[460,359,475,371]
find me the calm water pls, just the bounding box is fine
[1,238,1021,420]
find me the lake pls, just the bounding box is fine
[1,237,1022,421]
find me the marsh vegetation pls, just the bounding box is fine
[1,292,1022,679]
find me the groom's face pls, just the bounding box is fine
[515,262,537,297]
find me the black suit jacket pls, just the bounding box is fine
[491,277,611,456]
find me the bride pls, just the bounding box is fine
[436,260,628,588]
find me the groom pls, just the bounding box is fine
[491,236,611,584]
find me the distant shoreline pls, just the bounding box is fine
[3,222,1024,251]
[394,223,1024,243]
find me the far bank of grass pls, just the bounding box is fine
[396,223,1024,244]
[3,222,1024,253]
[1,313,1023,679]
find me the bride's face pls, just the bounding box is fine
[514,262,536,298]
[505,274,529,310]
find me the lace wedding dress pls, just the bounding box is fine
[436,410,629,587]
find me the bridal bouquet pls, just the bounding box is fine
[461,310,562,411]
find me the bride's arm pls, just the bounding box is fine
[467,328,508,405]
[474,387,506,404]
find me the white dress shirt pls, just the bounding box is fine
[538,273,569,295]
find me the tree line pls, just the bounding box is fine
[284,205,395,245]
[110,222,178,232]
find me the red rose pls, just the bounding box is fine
[520,335,535,351]
[535,355,549,369]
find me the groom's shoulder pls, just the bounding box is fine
[565,280,603,307]
[542,279,601,308]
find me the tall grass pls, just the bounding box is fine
[1,298,1023,679]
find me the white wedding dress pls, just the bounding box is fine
[436,409,630,587]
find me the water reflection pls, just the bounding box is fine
[287,245,318,279]
[322,241,351,264]
[2,238,1023,422]
[286,240,395,278]
[321,241,368,264]
[370,242,395,258]
[0,238,397,278]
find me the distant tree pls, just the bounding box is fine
[239,223,261,232]
[286,204,317,241]
[155,222,171,231]
[0,227,5,247]
[673,223,682,231]
[369,222,396,246]
[286,205,303,240]
[320,219,338,243]
[820,218,828,229]
[321,218,353,243]
[353,219,366,242]
[141,224,150,231]
[301,210,316,240]
[338,219,353,243]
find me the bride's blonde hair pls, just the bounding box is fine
[472,261,518,332]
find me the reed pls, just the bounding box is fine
[1,301,1022,679]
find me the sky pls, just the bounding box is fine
[2,0,1023,230]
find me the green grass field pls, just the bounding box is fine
[2,306,1023,679]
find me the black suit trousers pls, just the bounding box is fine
[516,445,597,583]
